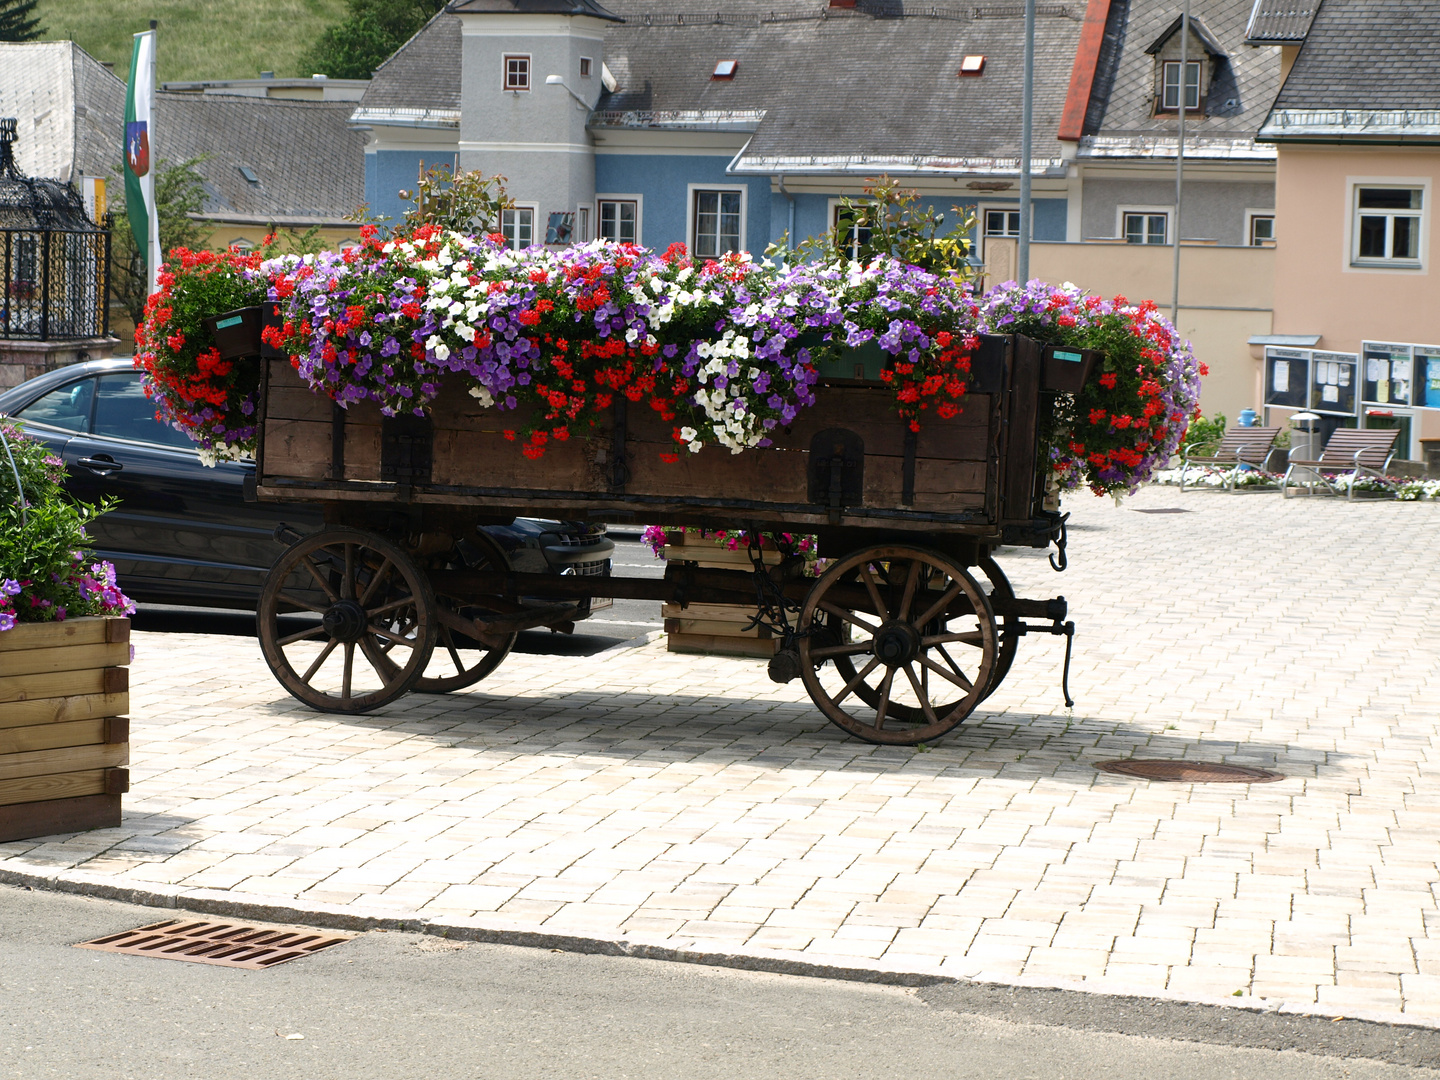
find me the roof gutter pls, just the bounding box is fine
[1057,0,1113,141]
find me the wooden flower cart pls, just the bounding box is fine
[249,333,1078,746]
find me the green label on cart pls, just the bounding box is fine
[1053,350,1082,363]
[215,315,244,329]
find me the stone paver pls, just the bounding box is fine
[4,485,1440,1023]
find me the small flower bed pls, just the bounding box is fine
[0,421,134,632]
[1154,465,1279,489]
[980,281,1204,497]
[133,244,270,464]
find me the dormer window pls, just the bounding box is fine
[712,60,738,80]
[1161,61,1201,111]
[1145,13,1226,117]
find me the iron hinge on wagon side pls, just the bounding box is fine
[380,414,434,499]
[807,429,864,525]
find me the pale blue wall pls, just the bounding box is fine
[594,154,771,252]
[366,150,437,228]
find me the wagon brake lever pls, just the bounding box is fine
[1011,617,1076,709]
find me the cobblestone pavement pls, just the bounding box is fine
[4,485,1440,1024]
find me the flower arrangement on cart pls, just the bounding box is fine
[134,228,1203,500]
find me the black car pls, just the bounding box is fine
[0,358,613,613]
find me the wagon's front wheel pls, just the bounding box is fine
[797,546,997,745]
[259,528,437,713]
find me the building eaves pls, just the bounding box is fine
[445,0,623,21]
[1242,1,1317,43]
[1078,132,1276,158]
[1258,109,1440,143]
[589,108,765,132]
[729,152,1070,178]
[350,107,460,129]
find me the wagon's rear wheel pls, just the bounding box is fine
[365,530,517,694]
[976,554,1019,701]
[258,528,437,713]
[797,545,997,745]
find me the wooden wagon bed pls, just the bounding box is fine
[254,334,1055,546]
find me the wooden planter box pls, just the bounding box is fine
[0,617,131,843]
[661,535,782,659]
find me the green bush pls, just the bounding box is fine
[0,421,133,632]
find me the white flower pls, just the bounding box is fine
[467,385,495,407]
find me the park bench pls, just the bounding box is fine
[1179,426,1283,492]
[1281,427,1399,500]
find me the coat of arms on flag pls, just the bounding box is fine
[125,121,149,177]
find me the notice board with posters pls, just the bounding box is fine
[1362,342,1415,407]
[1264,347,1310,409]
[1307,351,1359,416]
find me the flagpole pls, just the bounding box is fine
[145,19,160,295]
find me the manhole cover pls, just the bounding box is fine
[1096,760,1284,783]
[1131,508,1192,514]
[76,919,354,969]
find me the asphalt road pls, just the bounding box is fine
[3,885,1438,1080]
[128,533,667,657]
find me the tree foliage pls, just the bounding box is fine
[769,175,978,280]
[301,0,445,80]
[0,0,43,42]
[110,156,211,326]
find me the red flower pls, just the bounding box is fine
[1098,372,1118,389]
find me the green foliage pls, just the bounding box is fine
[35,0,348,83]
[768,175,978,279]
[0,0,43,41]
[395,164,513,234]
[110,155,211,326]
[301,0,444,80]
[0,421,131,630]
[1183,412,1227,454]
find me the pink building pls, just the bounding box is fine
[1256,0,1440,464]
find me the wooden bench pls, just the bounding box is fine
[1282,427,1399,500]
[1179,426,1283,492]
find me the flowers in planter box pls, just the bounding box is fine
[0,422,134,632]
[133,245,271,464]
[980,280,1205,497]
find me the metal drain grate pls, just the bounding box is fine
[1096,759,1284,783]
[76,919,355,969]
[1131,508,1192,514]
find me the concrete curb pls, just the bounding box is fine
[6,859,1440,1033]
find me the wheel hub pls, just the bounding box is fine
[321,599,369,643]
[872,621,921,667]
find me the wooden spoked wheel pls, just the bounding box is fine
[364,531,516,694]
[258,528,437,713]
[797,546,997,745]
[976,554,1019,702]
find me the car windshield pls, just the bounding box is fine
[92,372,198,450]
[16,377,95,432]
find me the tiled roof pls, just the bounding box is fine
[359,13,462,116]
[1269,0,1440,113]
[1243,2,1318,43]
[601,0,1087,173]
[447,0,623,18]
[1078,0,1282,155]
[0,42,80,181]
[152,94,366,223]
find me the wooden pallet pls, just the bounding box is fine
[0,617,131,843]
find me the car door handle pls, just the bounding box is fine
[77,456,123,475]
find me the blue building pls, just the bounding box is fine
[349,0,1085,256]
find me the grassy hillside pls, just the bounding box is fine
[34,0,350,84]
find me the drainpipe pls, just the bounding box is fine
[778,174,795,255]
[1172,0,1189,326]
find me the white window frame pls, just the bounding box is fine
[1160,59,1202,112]
[501,202,539,250]
[1245,209,1276,247]
[980,205,1024,238]
[1117,204,1172,245]
[687,183,747,259]
[228,237,256,252]
[596,194,642,246]
[1349,180,1427,269]
[826,197,875,259]
[503,54,531,92]
[576,203,592,244]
